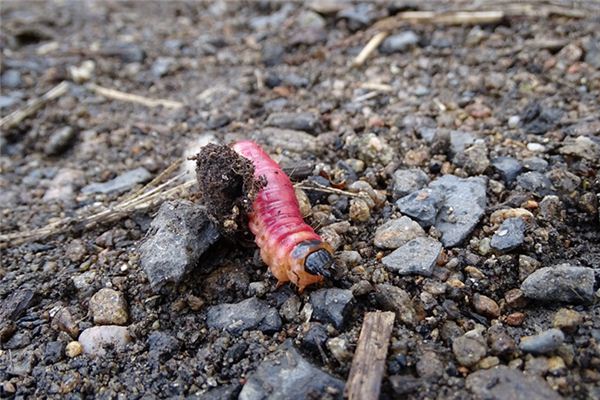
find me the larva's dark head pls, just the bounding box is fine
[289,239,335,291]
[304,249,334,279]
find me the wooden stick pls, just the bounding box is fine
[0,81,69,131]
[87,83,184,109]
[352,31,389,67]
[345,311,396,400]
[373,10,504,32]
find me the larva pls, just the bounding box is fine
[232,140,334,292]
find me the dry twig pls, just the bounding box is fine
[87,83,184,109]
[352,31,389,67]
[0,81,70,131]
[0,161,194,246]
[345,311,396,400]
[294,183,361,198]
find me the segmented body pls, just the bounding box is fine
[232,140,332,291]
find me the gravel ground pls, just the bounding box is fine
[1,1,599,399]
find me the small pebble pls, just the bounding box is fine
[65,341,83,358]
[374,216,425,249]
[506,312,526,326]
[472,293,500,319]
[78,326,131,357]
[490,217,526,252]
[552,308,583,333]
[452,333,487,367]
[519,328,564,354]
[89,288,129,325]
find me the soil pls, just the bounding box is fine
[1,1,599,399]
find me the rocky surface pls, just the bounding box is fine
[139,200,220,289]
[1,1,599,399]
[239,341,344,400]
[206,297,282,334]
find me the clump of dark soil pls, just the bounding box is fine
[194,143,262,238]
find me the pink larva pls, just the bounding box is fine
[232,140,334,292]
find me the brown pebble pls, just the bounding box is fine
[504,288,527,308]
[52,307,79,338]
[472,293,500,318]
[187,294,205,311]
[505,312,526,326]
[553,308,583,333]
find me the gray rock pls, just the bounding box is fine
[396,188,444,227]
[44,341,64,364]
[43,168,83,202]
[239,341,344,400]
[0,95,18,109]
[78,326,131,357]
[559,135,600,161]
[516,171,554,196]
[337,3,377,31]
[309,288,353,329]
[82,167,151,195]
[253,128,317,154]
[103,43,146,63]
[522,157,548,172]
[1,70,22,88]
[519,329,565,354]
[492,157,523,183]
[452,334,487,367]
[455,143,490,175]
[521,264,595,303]
[466,365,561,400]
[265,112,320,134]
[449,130,476,159]
[44,126,76,156]
[490,217,526,252]
[261,40,285,66]
[430,175,487,247]
[151,57,174,77]
[382,236,442,276]
[139,200,220,289]
[206,297,282,334]
[374,284,418,326]
[374,216,426,249]
[89,288,129,325]
[250,3,294,30]
[520,103,563,135]
[147,331,180,362]
[380,31,419,53]
[301,322,328,354]
[392,168,430,199]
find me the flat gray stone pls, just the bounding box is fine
[430,175,487,247]
[382,236,442,276]
[309,288,353,330]
[396,188,444,228]
[519,329,565,354]
[516,171,554,196]
[466,366,561,400]
[82,167,151,195]
[380,31,419,53]
[520,264,595,303]
[239,341,344,400]
[491,217,526,252]
[374,216,425,249]
[492,156,523,183]
[392,168,430,199]
[206,297,282,335]
[265,112,320,134]
[138,200,220,290]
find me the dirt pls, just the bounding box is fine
[195,143,260,239]
[1,1,600,399]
